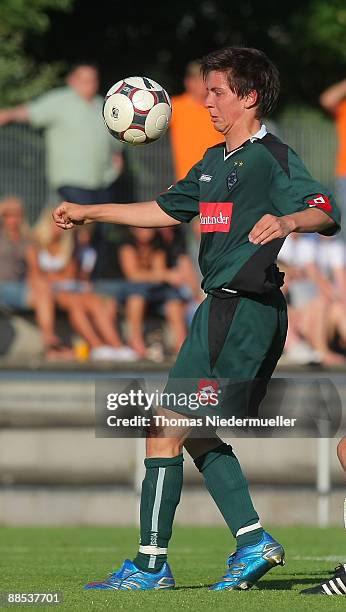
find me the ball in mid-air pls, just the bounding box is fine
[103,76,172,145]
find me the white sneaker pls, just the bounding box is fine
[284,342,321,365]
[110,346,139,361]
[91,345,139,362]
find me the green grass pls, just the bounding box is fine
[0,526,345,610]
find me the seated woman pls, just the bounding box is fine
[118,227,187,357]
[278,233,345,365]
[28,208,137,361]
[0,196,71,359]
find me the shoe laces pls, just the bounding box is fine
[333,564,346,578]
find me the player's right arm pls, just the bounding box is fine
[0,105,30,125]
[54,159,202,230]
[53,201,181,230]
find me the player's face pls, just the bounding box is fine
[204,71,246,134]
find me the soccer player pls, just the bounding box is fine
[301,436,346,596]
[53,47,341,592]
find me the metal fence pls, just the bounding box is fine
[0,119,338,224]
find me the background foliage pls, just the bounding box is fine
[1,0,346,110]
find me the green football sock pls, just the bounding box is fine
[194,443,263,549]
[133,454,183,572]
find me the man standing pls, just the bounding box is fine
[320,80,346,243]
[0,63,124,205]
[53,47,341,592]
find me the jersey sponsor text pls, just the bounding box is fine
[199,202,233,233]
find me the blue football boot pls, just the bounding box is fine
[209,531,285,591]
[84,559,175,591]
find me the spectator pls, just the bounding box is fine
[0,63,124,207]
[118,228,187,357]
[156,226,202,324]
[29,208,137,361]
[170,60,224,181]
[74,225,98,282]
[315,235,346,356]
[320,80,346,243]
[0,196,71,359]
[278,234,345,365]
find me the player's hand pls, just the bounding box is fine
[248,214,295,245]
[52,202,89,229]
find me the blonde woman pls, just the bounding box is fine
[0,196,70,358]
[28,208,137,361]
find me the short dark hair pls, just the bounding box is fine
[67,62,99,76]
[201,47,280,117]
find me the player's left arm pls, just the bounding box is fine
[249,207,335,245]
[249,147,341,245]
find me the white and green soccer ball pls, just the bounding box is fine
[103,76,172,145]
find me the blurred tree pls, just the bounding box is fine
[3,0,346,109]
[32,0,346,109]
[0,0,74,105]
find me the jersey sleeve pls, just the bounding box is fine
[27,90,62,127]
[270,148,341,236]
[156,160,201,223]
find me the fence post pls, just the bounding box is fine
[317,437,330,527]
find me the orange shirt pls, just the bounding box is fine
[170,93,224,181]
[335,99,346,176]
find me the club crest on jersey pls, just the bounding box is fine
[199,202,233,233]
[307,194,332,212]
[227,168,238,190]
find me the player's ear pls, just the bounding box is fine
[244,90,258,110]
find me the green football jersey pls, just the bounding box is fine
[156,131,341,294]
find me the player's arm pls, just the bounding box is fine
[250,147,341,245]
[0,105,30,125]
[249,207,335,245]
[54,160,202,230]
[319,80,346,114]
[53,200,181,230]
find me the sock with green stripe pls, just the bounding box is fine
[194,443,263,549]
[133,454,183,573]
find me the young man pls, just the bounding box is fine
[53,47,341,592]
[301,436,346,596]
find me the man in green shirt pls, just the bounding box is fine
[53,47,341,593]
[0,64,123,204]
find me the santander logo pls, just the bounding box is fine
[199,202,233,233]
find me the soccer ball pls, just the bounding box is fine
[103,76,172,145]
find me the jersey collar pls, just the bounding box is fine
[223,124,267,161]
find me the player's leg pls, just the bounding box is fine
[184,436,262,547]
[301,436,346,595]
[196,293,286,590]
[85,410,191,591]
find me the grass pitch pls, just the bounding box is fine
[0,525,345,611]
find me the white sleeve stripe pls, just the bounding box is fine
[329,580,342,595]
[322,583,333,595]
[336,577,346,593]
